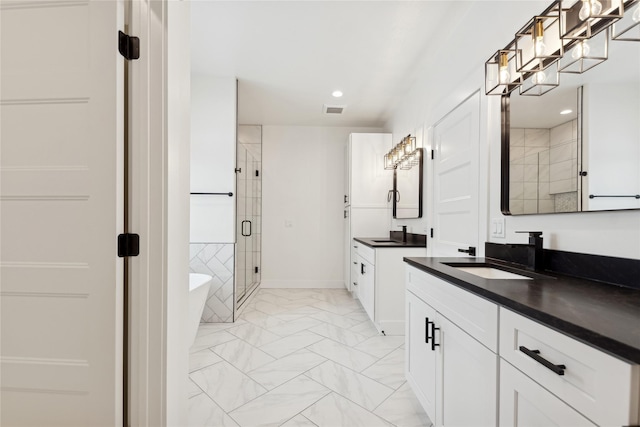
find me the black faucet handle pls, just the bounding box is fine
[516,231,543,238]
[516,231,543,245]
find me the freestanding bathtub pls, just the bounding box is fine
[188,273,212,347]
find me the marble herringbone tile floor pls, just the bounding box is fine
[188,288,433,427]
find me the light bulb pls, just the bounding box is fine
[498,52,510,84]
[571,40,590,59]
[580,0,603,20]
[534,20,546,56]
[533,71,547,85]
[535,38,546,56]
[633,5,640,23]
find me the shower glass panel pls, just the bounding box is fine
[235,126,261,308]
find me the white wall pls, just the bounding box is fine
[584,82,640,211]
[190,75,236,243]
[261,126,383,288]
[387,1,640,260]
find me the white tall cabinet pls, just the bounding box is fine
[343,133,393,292]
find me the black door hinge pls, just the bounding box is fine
[431,150,435,160]
[579,171,588,176]
[255,170,260,177]
[255,266,259,274]
[235,168,242,173]
[430,228,434,238]
[118,233,140,257]
[118,31,140,60]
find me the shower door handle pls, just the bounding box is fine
[241,220,252,237]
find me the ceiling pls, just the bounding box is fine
[190,1,475,128]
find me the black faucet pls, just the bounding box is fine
[515,231,544,271]
[399,225,408,243]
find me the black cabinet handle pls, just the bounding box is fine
[353,282,358,287]
[519,346,566,376]
[425,317,430,343]
[361,263,366,275]
[353,261,357,265]
[430,322,440,351]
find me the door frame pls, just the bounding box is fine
[127,1,191,426]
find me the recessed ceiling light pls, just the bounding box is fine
[332,90,343,98]
[560,109,573,115]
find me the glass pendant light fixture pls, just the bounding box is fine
[515,3,563,74]
[485,42,521,95]
[612,0,640,41]
[520,61,559,96]
[562,0,623,40]
[383,135,420,170]
[560,27,609,73]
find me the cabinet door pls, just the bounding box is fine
[500,360,597,427]
[437,314,498,427]
[358,256,375,322]
[349,133,392,208]
[406,292,437,421]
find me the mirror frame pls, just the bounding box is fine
[501,95,511,215]
[501,89,640,215]
[393,147,423,219]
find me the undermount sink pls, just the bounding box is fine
[453,266,533,280]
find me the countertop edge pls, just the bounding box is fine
[403,257,640,365]
[354,237,426,249]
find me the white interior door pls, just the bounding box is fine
[1,1,124,425]
[431,92,480,257]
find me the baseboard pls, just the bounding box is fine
[260,279,345,289]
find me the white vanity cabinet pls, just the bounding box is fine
[406,264,640,427]
[353,241,426,335]
[499,308,640,427]
[406,265,499,427]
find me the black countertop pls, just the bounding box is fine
[404,256,640,364]
[355,237,426,249]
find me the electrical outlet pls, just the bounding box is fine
[491,217,506,238]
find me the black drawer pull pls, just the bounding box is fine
[430,321,440,351]
[361,263,366,275]
[519,346,566,376]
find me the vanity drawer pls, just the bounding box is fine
[499,308,640,427]
[406,266,498,352]
[353,241,375,265]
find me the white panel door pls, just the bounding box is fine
[432,92,480,257]
[437,314,498,427]
[500,360,597,427]
[349,133,393,208]
[1,1,124,425]
[406,292,437,420]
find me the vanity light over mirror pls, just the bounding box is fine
[494,0,640,215]
[384,135,423,219]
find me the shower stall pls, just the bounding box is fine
[235,125,262,310]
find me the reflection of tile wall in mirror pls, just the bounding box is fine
[510,118,578,215]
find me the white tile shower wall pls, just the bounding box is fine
[190,243,235,323]
[510,128,551,214]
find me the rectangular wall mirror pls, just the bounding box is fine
[393,148,423,219]
[502,36,640,215]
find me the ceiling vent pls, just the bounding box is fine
[323,104,346,115]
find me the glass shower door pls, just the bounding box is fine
[235,141,261,307]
